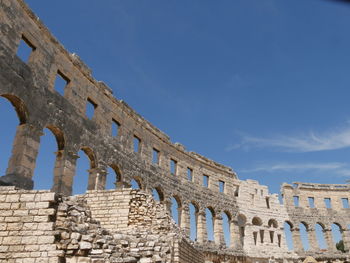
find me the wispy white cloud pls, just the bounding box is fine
[229,125,350,152]
[240,162,350,178]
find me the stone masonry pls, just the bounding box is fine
[0,0,349,262]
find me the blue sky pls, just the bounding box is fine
[2,0,350,197]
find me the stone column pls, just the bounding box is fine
[87,167,107,190]
[231,220,243,249]
[214,215,226,246]
[51,150,79,195]
[197,211,208,243]
[323,228,336,252]
[342,229,350,251]
[181,204,190,237]
[291,228,304,252]
[307,227,319,252]
[229,220,237,249]
[1,124,42,189]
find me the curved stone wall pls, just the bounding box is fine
[0,1,349,262]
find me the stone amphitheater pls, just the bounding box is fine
[0,1,349,262]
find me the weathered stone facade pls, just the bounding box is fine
[0,0,349,262]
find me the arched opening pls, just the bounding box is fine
[33,126,64,190]
[106,164,122,189]
[222,211,231,247]
[299,222,310,251]
[152,187,164,202]
[237,214,247,246]
[73,147,96,195]
[268,219,278,228]
[252,217,263,226]
[284,221,293,250]
[315,223,327,250]
[206,207,215,241]
[130,177,142,189]
[0,95,28,179]
[268,219,278,244]
[332,223,343,250]
[189,202,198,241]
[171,196,182,226]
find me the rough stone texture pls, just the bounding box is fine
[0,0,350,262]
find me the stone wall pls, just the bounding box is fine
[0,186,60,263]
[0,0,350,262]
[282,183,350,261]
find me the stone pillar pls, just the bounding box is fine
[342,229,350,251]
[230,220,237,249]
[231,220,243,249]
[291,228,304,252]
[51,150,79,195]
[307,227,319,252]
[324,228,336,252]
[1,124,42,189]
[181,204,190,237]
[214,215,226,246]
[87,167,107,190]
[197,211,208,243]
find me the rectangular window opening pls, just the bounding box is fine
[253,232,258,245]
[324,198,331,208]
[54,70,70,96]
[112,119,120,137]
[152,148,159,164]
[86,98,97,119]
[133,136,141,153]
[342,198,349,208]
[16,36,35,63]
[269,231,274,243]
[293,196,299,207]
[187,167,193,181]
[260,230,264,243]
[308,197,315,208]
[277,234,281,247]
[170,159,177,175]
[203,175,209,188]
[234,186,239,197]
[266,197,270,209]
[260,189,264,196]
[219,180,225,193]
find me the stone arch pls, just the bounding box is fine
[0,94,33,189]
[1,94,28,125]
[73,146,98,194]
[284,221,294,251]
[222,210,231,247]
[152,186,165,202]
[252,216,263,226]
[33,125,66,190]
[81,146,97,169]
[106,163,123,189]
[285,220,294,230]
[267,219,278,245]
[315,222,327,250]
[189,201,199,241]
[46,125,65,151]
[331,222,344,249]
[170,195,182,226]
[206,206,215,241]
[299,221,310,251]
[130,176,143,189]
[268,219,278,228]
